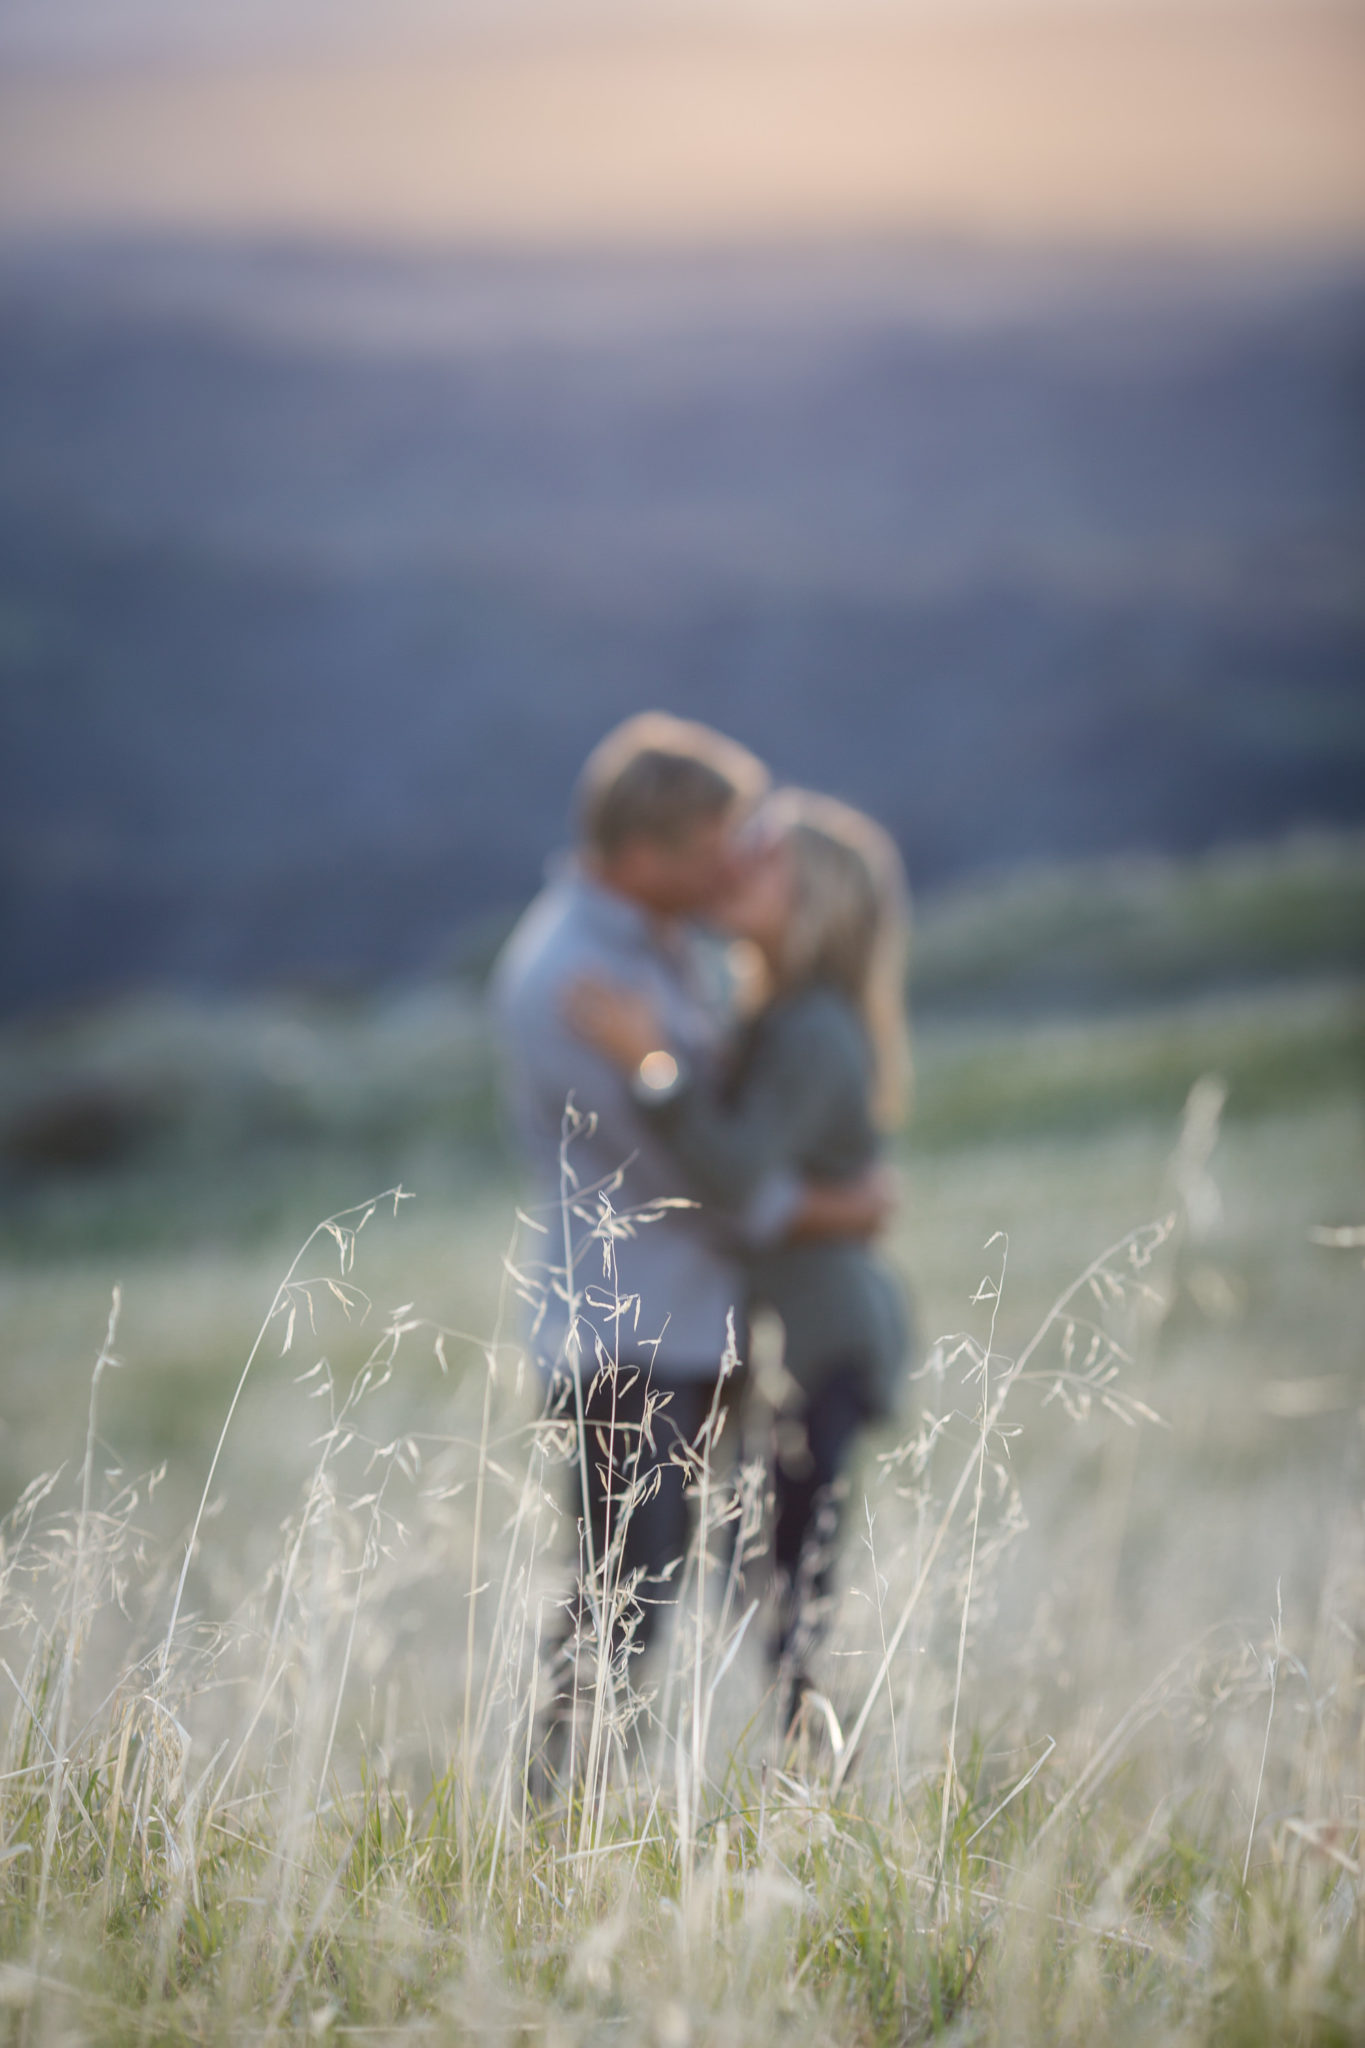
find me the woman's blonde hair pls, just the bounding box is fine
[766,789,912,1130]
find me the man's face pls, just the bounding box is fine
[608,811,751,919]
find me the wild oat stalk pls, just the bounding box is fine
[160,1187,412,1678]
[34,1284,121,1937]
[937,1232,1007,1889]
[833,1214,1174,1795]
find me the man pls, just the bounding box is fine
[492,712,886,1667]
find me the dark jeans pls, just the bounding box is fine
[559,1360,743,1666]
[771,1364,878,1675]
[546,1357,873,1714]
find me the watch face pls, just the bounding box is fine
[638,1050,680,1093]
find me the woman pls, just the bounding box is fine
[564,787,913,1714]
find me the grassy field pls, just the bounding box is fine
[0,850,1361,2041]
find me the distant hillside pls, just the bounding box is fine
[2,839,1361,1253]
[1,241,1363,1012]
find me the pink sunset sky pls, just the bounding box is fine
[0,1,1361,249]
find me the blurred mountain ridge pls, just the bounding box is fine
[1,240,1362,1013]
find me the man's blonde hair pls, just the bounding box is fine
[575,713,768,860]
[767,789,912,1130]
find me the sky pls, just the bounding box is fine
[1,2,1361,248]
[0,3,1324,65]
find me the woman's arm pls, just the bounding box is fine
[564,975,851,1214]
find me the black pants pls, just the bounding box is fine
[771,1365,878,1673]
[562,1360,743,1662]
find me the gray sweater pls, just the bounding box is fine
[638,986,910,1411]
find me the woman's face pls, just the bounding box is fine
[714,832,796,953]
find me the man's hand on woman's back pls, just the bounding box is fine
[786,1163,900,1244]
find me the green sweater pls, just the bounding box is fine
[638,986,910,1411]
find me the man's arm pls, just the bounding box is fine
[495,952,649,1199]
[562,977,899,1246]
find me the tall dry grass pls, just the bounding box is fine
[0,1086,1360,2044]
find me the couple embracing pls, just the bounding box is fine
[492,713,912,1719]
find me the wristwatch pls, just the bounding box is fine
[630,1049,690,1105]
